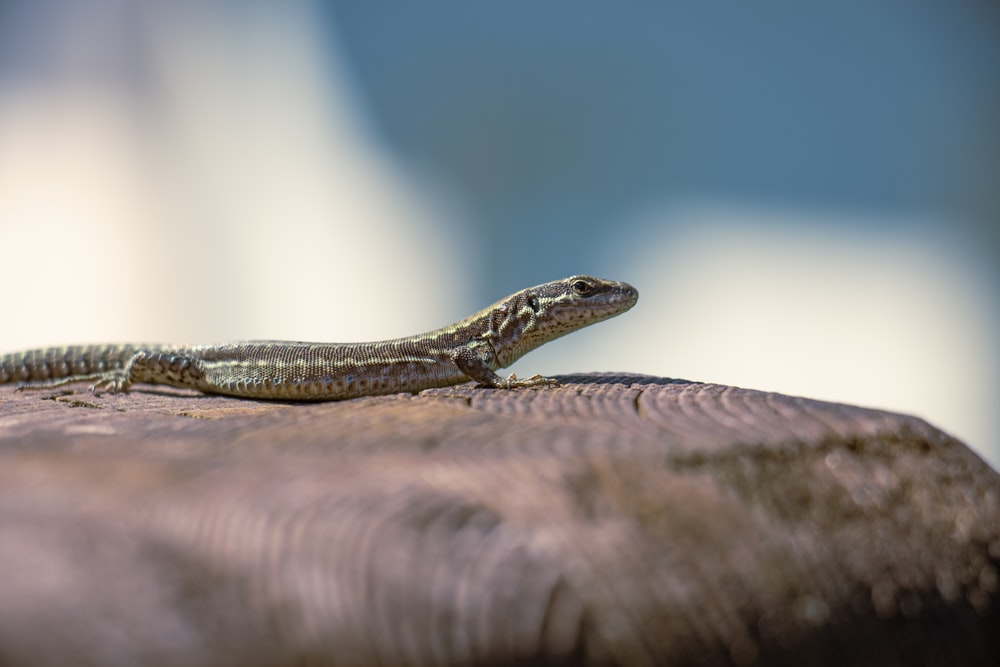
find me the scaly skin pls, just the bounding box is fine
[0,276,638,401]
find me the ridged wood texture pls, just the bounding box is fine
[0,373,997,666]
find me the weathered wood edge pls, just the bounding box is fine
[0,373,997,666]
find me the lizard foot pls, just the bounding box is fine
[501,373,560,389]
[90,371,131,395]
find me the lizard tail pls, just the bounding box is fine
[0,344,155,385]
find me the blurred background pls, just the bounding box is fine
[0,1,997,467]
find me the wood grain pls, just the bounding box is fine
[0,373,997,666]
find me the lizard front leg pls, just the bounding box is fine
[450,343,559,390]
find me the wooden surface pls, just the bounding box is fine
[0,373,997,666]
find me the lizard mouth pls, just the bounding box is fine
[596,280,639,313]
[617,282,639,307]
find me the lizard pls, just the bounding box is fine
[0,275,638,401]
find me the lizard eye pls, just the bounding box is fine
[571,279,594,296]
[527,295,540,312]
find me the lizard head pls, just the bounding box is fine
[491,275,638,367]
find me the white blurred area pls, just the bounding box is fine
[511,203,1000,468]
[0,3,464,350]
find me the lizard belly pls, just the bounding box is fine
[198,350,465,400]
